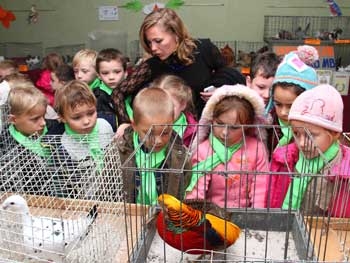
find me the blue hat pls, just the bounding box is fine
[265,51,318,115]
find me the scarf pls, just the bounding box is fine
[133,131,166,205]
[282,141,340,209]
[9,124,49,158]
[173,113,187,138]
[64,123,103,167]
[89,78,101,90]
[278,118,293,146]
[186,133,243,192]
[125,95,134,120]
[99,81,113,96]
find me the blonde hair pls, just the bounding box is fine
[4,73,31,89]
[8,85,48,116]
[72,49,98,68]
[133,86,174,124]
[139,8,196,65]
[54,80,96,117]
[0,60,17,70]
[155,75,194,113]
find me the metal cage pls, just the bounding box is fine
[121,124,350,262]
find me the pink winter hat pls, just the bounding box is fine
[288,84,343,132]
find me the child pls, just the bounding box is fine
[36,53,64,106]
[266,45,318,148]
[0,85,51,194]
[94,48,127,131]
[186,85,269,208]
[0,59,18,82]
[246,51,280,107]
[116,87,191,205]
[52,80,114,197]
[272,84,350,218]
[72,49,99,89]
[155,74,197,147]
[50,64,74,92]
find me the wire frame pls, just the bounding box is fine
[0,133,126,262]
[121,124,350,262]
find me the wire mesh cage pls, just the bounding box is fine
[0,132,126,262]
[121,124,350,262]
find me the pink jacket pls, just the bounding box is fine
[186,136,269,208]
[183,112,197,148]
[269,142,350,217]
[36,69,54,106]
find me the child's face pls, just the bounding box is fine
[132,115,173,152]
[61,103,97,134]
[10,104,46,136]
[246,70,274,106]
[213,108,244,147]
[73,61,97,84]
[273,85,298,123]
[98,60,126,89]
[291,120,339,159]
[50,72,64,91]
[0,68,15,82]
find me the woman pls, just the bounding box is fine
[112,8,225,124]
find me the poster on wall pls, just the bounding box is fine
[99,6,119,20]
[332,72,350,95]
[316,70,333,85]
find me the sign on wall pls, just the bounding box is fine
[99,6,119,21]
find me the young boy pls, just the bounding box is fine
[50,64,75,92]
[0,59,18,82]
[94,48,128,131]
[72,49,100,89]
[116,87,191,205]
[0,85,50,194]
[246,51,280,107]
[52,80,114,197]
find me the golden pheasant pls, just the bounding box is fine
[157,194,240,254]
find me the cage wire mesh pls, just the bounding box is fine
[121,124,350,262]
[0,132,126,262]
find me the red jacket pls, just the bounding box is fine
[36,69,54,106]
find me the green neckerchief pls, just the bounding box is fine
[9,124,49,158]
[133,131,166,205]
[64,123,103,168]
[89,78,101,90]
[282,141,340,210]
[186,133,243,192]
[173,112,187,138]
[99,81,113,96]
[125,95,134,120]
[278,118,293,146]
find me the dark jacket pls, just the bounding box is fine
[116,127,192,203]
[94,87,117,131]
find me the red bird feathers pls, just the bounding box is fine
[157,194,240,254]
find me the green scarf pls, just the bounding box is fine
[64,123,103,168]
[9,124,49,158]
[99,81,113,96]
[282,141,340,209]
[278,118,293,146]
[173,112,187,138]
[133,131,166,205]
[125,95,134,120]
[89,78,101,90]
[186,133,243,192]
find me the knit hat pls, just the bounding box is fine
[288,84,343,132]
[193,84,266,149]
[265,45,319,115]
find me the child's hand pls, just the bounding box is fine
[114,123,131,139]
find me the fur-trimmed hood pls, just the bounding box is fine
[193,84,267,148]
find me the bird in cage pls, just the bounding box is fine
[157,194,240,254]
[0,195,98,262]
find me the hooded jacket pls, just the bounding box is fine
[186,84,269,208]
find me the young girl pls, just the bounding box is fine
[36,53,64,106]
[52,80,114,197]
[185,84,269,208]
[273,84,350,217]
[0,85,51,194]
[156,74,197,147]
